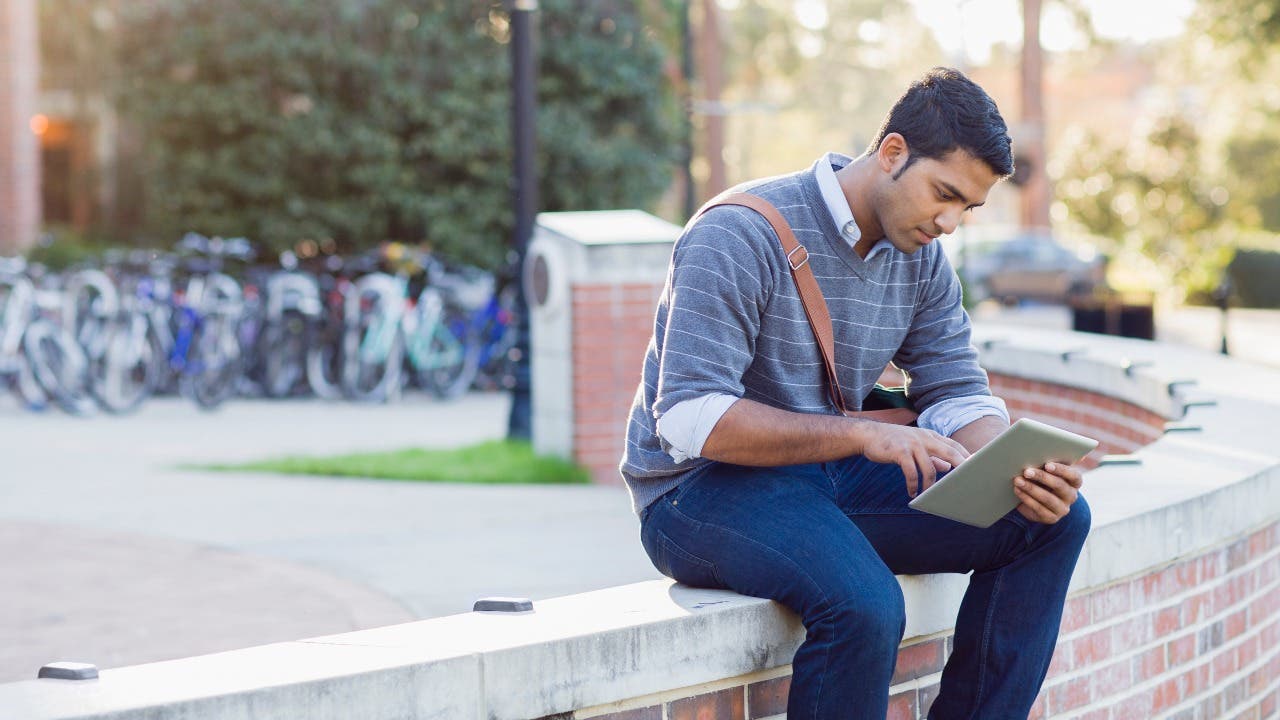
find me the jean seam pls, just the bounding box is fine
[969,566,1006,719]
[656,529,725,587]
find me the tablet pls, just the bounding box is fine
[908,418,1098,528]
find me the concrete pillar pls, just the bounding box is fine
[0,0,40,254]
[524,210,681,485]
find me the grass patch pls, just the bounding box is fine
[196,440,591,485]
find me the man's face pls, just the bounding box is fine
[873,147,1001,255]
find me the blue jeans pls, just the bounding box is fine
[639,456,1091,720]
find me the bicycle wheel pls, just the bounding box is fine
[414,306,480,400]
[261,312,309,398]
[181,318,243,410]
[305,323,345,400]
[89,313,164,414]
[344,320,404,403]
[23,321,96,416]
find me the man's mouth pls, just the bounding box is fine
[916,229,937,244]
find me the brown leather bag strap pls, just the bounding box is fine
[696,191,852,414]
[695,192,918,425]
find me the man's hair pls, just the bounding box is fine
[867,67,1014,179]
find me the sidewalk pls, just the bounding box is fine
[0,393,658,683]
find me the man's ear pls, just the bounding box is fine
[876,133,909,175]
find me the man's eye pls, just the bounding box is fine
[938,192,954,201]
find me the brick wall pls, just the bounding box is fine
[0,0,40,253]
[989,373,1168,467]
[571,281,663,486]
[552,521,1280,720]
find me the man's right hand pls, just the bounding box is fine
[855,423,970,498]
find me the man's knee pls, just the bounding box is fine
[815,582,907,650]
[1060,492,1092,546]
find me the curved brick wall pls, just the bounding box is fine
[989,373,1168,467]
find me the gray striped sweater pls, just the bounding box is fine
[619,155,993,513]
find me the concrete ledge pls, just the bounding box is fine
[5,325,1278,719]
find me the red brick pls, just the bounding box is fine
[1200,552,1225,582]
[1213,645,1241,682]
[1249,584,1280,623]
[1168,634,1197,666]
[746,675,789,719]
[1028,693,1047,720]
[1112,689,1155,720]
[1046,676,1092,714]
[1180,591,1212,625]
[1261,686,1278,716]
[1061,595,1092,634]
[1133,645,1167,682]
[668,687,745,720]
[1225,608,1249,641]
[1154,605,1183,637]
[1046,645,1072,678]
[1091,583,1132,622]
[1073,627,1113,668]
[1236,635,1261,668]
[1214,575,1256,615]
[1093,658,1133,699]
[918,683,942,719]
[1151,676,1182,713]
[891,638,946,684]
[1228,539,1252,571]
[885,689,916,720]
[1077,710,1111,720]
[1195,693,1223,719]
[1111,615,1150,650]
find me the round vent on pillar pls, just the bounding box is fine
[530,254,550,307]
[523,244,565,314]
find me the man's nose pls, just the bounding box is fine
[935,208,962,235]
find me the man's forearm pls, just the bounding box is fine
[699,398,872,466]
[950,414,1009,454]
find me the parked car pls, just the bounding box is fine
[943,229,1107,305]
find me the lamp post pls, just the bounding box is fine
[506,0,538,440]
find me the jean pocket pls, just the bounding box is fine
[653,529,724,589]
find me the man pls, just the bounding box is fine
[620,68,1090,719]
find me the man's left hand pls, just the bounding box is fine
[1014,462,1084,524]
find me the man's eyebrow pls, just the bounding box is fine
[940,181,983,208]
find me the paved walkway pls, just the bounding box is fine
[0,393,658,683]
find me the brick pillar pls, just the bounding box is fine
[0,0,40,254]
[526,210,680,485]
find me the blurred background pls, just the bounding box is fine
[1,0,1277,301]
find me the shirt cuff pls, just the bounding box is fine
[917,395,1010,438]
[655,393,739,463]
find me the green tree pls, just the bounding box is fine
[113,0,679,266]
[1057,116,1233,298]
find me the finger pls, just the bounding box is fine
[900,455,920,497]
[1024,467,1079,505]
[915,447,937,491]
[1015,473,1070,517]
[944,436,971,460]
[1014,485,1054,523]
[929,438,968,468]
[1013,483,1060,523]
[930,456,952,473]
[1044,462,1084,489]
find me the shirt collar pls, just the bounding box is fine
[814,153,893,260]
